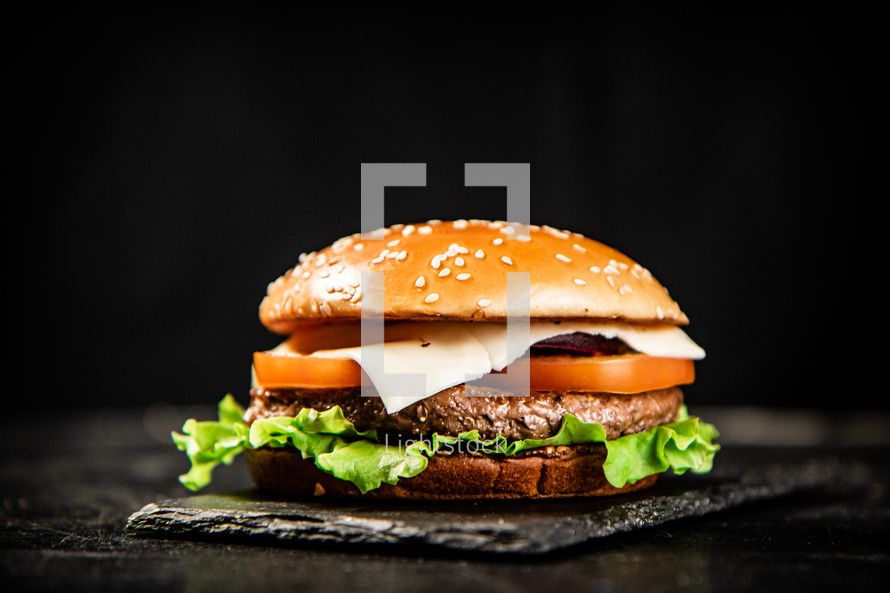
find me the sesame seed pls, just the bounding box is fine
[418,225,433,234]
[454,256,465,267]
[572,244,586,252]
[501,256,513,266]
[555,253,571,263]
[589,266,601,273]
[319,270,330,279]
[607,276,616,288]
[370,256,384,264]
[456,246,469,254]
[430,256,443,269]
[353,243,365,250]
[620,284,633,294]
[298,252,308,263]
[475,249,485,259]
[573,278,586,285]
[402,225,416,236]
[604,264,620,275]
[332,237,351,251]
[453,219,468,229]
[302,271,311,279]
[456,273,471,281]
[379,249,390,258]
[395,250,407,261]
[493,238,504,245]
[438,267,451,278]
[415,276,425,288]
[656,306,665,319]
[424,293,439,303]
[385,251,399,259]
[477,299,492,308]
[543,225,569,239]
[387,239,400,247]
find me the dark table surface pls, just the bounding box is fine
[2,404,888,592]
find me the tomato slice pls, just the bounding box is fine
[253,351,694,393]
[524,354,694,393]
[253,352,368,388]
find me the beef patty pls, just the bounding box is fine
[245,383,684,442]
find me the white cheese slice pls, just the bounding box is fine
[263,320,705,414]
[311,323,492,406]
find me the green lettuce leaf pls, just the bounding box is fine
[171,394,250,491]
[172,396,720,494]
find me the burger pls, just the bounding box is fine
[173,220,719,500]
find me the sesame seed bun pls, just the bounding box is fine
[245,444,659,500]
[259,220,688,334]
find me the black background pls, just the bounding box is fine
[13,10,879,413]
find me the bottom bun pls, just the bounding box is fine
[245,445,658,501]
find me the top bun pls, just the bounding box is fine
[259,220,688,333]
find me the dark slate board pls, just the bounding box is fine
[126,454,867,555]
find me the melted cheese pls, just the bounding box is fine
[262,321,705,414]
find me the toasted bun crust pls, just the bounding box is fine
[244,445,658,500]
[259,220,687,333]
